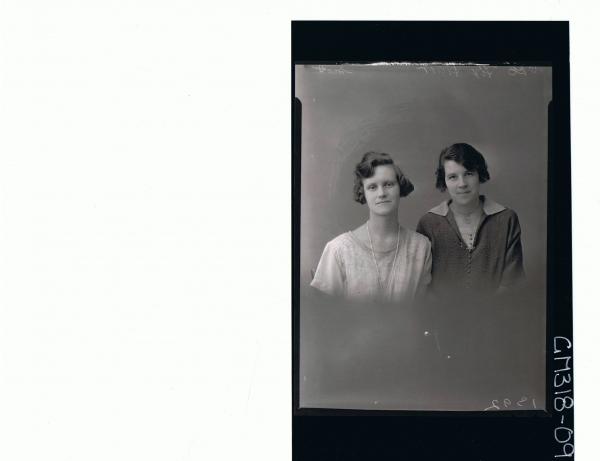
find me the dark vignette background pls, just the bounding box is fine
[292,21,572,461]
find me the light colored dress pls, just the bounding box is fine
[310,226,432,302]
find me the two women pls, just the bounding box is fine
[311,143,524,301]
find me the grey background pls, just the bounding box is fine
[296,64,551,410]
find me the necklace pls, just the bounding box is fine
[452,204,483,249]
[366,222,401,300]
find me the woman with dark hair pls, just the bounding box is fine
[416,143,525,296]
[311,151,432,302]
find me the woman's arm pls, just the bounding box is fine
[500,211,525,289]
[310,242,346,297]
[417,238,433,297]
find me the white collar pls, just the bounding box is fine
[428,196,506,216]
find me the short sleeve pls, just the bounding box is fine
[500,211,525,287]
[310,241,346,297]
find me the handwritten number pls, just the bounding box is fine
[484,399,500,411]
[508,66,527,77]
[554,396,574,412]
[554,427,574,444]
[552,336,573,458]
[484,396,542,410]
[555,443,575,458]
[554,373,572,388]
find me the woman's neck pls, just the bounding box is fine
[368,212,399,237]
[450,197,482,216]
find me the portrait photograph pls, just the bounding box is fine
[295,62,551,411]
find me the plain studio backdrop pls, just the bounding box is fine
[296,64,551,410]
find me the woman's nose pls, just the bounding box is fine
[457,176,466,187]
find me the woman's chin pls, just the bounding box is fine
[369,207,397,217]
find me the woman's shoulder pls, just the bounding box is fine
[323,231,357,252]
[497,207,520,221]
[417,212,444,227]
[492,207,522,235]
[483,198,520,221]
[402,226,432,251]
[418,201,449,220]
[416,201,448,234]
[481,196,512,212]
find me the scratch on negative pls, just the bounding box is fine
[246,342,261,413]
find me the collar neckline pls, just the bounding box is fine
[347,227,405,253]
[428,196,506,217]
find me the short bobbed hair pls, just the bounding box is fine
[435,143,491,191]
[353,151,414,204]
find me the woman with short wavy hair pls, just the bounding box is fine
[311,151,432,302]
[417,143,525,296]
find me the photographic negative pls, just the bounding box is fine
[296,62,551,411]
[292,22,572,461]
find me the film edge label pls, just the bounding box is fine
[553,336,573,459]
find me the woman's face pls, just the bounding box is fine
[363,165,400,216]
[443,160,480,206]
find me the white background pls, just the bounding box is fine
[0,1,597,459]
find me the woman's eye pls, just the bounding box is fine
[465,171,474,176]
[367,185,376,190]
[385,182,396,188]
[447,175,456,180]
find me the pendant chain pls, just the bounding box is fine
[366,222,401,299]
